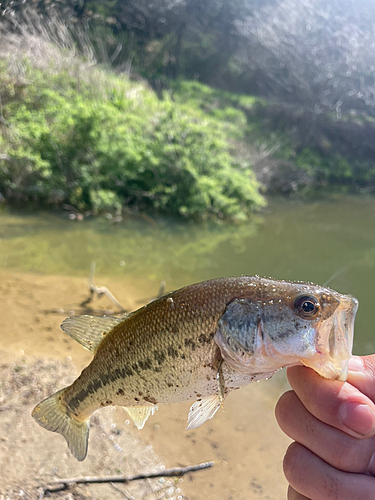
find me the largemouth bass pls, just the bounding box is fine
[32,276,358,461]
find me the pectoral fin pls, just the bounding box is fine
[186,395,221,430]
[124,405,158,430]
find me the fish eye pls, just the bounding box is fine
[294,295,320,318]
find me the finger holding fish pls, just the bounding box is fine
[276,389,375,474]
[283,442,375,500]
[277,356,375,499]
[285,365,375,439]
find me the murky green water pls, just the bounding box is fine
[1,196,375,354]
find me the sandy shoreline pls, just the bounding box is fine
[0,270,291,499]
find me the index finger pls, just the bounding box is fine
[287,365,375,438]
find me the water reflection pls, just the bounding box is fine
[0,211,261,283]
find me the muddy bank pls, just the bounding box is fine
[0,270,291,499]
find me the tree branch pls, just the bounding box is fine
[38,462,214,499]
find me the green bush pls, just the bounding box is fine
[0,61,265,220]
[295,148,375,188]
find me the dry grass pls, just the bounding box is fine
[0,8,148,113]
[0,9,95,68]
[0,10,122,98]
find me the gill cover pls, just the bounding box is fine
[214,298,280,379]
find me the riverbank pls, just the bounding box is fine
[0,269,291,499]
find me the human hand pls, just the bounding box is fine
[275,355,375,500]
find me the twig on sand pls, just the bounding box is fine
[83,262,167,308]
[38,461,214,499]
[42,263,167,316]
[80,262,125,312]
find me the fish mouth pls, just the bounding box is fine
[301,294,358,381]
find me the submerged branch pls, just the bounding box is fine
[42,263,167,316]
[80,262,125,312]
[38,462,214,499]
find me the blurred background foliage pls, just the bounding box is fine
[1,0,375,220]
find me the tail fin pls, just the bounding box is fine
[32,388,89,461]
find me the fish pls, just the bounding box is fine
[32,275,358,461]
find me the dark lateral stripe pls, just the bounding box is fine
[67,343,195,411]
[68,365,136,411]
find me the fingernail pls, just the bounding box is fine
[348,356,364,372]
[340,403,375,436]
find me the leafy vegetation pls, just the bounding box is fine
[171,81,375,196]
[0,54,264,221]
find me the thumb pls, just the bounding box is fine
[347,355,375,403]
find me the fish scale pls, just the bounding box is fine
[32,275,358,461]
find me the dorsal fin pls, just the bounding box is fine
[123,405,158,429]
[61,315,124,352]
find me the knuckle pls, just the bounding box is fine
[308,385,343,425]
[332,443,361,471]
[283,442,305,484]
[364,354,375,374]
[275,390,297,425]
[363,355,375,388]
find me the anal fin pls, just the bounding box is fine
[186,395,221,430]
[124,405,158,430]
